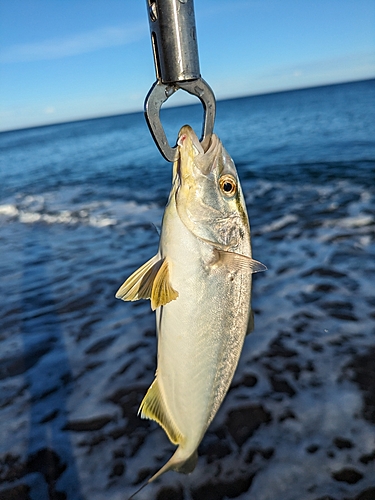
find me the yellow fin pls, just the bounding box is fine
[150,257,179,311]
[138,378,183,445]
[115,254,162,302]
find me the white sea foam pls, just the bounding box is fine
[338,214,374,228]
[261,214,299,232]
[19,211,41,223]
[0,194,161,229]
[0,204,18,216]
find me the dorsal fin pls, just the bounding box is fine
[115,255,178,309]
[138,378,183,445]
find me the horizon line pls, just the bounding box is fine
[1,76,374,134]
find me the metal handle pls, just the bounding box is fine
[145,0,216,162]
[147,0,200,83]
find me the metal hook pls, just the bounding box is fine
[145,0,216,162]
[144,78,215,162]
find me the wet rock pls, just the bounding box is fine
[313,496,337,500]
[332,467,363,484]
[76,318,100,341]
[107,386,150,455]
[156,485,184,500]
[110,359,136,380]
[0,454,24,482]
[85,334,116,354]
[231,373,258,389]
[133,467,152,485]
[0,343,51,380]
[78,433,106,450]
[285,362,301,379]
[302,267,346,279]
[346,346,375,423]
[245,447,274,463]
[359,450,375,464]
[0,484,31,500]
[40,409,59,423]
[319,300,356,319]
[313,282,336,293]
[306,444,319,454]
[265,338,297,358]
[109,462,125,478]
[108,386,146,422]
[269,375,296,396]
[201,436,232,464]
[278,409,296,422]
[333,437,353,449]
[320,304,358,321]
[191,472,255,500]
[26,448,67,499]
[64,415,112,432]
[225,405,272,446]
[126,341,149,353]
[143,329,156,337]
[352,488,375,500]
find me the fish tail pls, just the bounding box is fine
[149,446,198,484]
[128,447,198,499]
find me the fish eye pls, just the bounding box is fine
[219,174,237,197]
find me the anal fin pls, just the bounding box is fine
[139,378,183,446]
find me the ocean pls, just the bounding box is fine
[0,79,375,500]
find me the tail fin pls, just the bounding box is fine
[149,446,198,484]
[128,447,198,499]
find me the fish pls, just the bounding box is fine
[116,125,266,486]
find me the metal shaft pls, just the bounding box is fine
[147,0,200,83]
[145,0,216,161]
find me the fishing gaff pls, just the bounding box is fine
[144,0,216,161]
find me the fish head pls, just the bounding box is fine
[173,125,250,252]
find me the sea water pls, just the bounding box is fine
[0,79,375,500]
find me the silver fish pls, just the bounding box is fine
[116,125,266,484]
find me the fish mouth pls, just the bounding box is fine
[177,125,222,176]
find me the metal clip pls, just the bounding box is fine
[145,0,216,162]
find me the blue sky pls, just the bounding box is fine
[0,0,374,131]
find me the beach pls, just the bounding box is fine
[0,79,375,499]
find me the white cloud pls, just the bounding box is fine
[0,23,147,63]
[259,52,375,83]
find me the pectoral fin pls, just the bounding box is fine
[213,249,267,273]
[150,257,179,310]
[116,255,178,310]
[139,378,183,445]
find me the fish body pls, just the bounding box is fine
[116,125,265,482]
